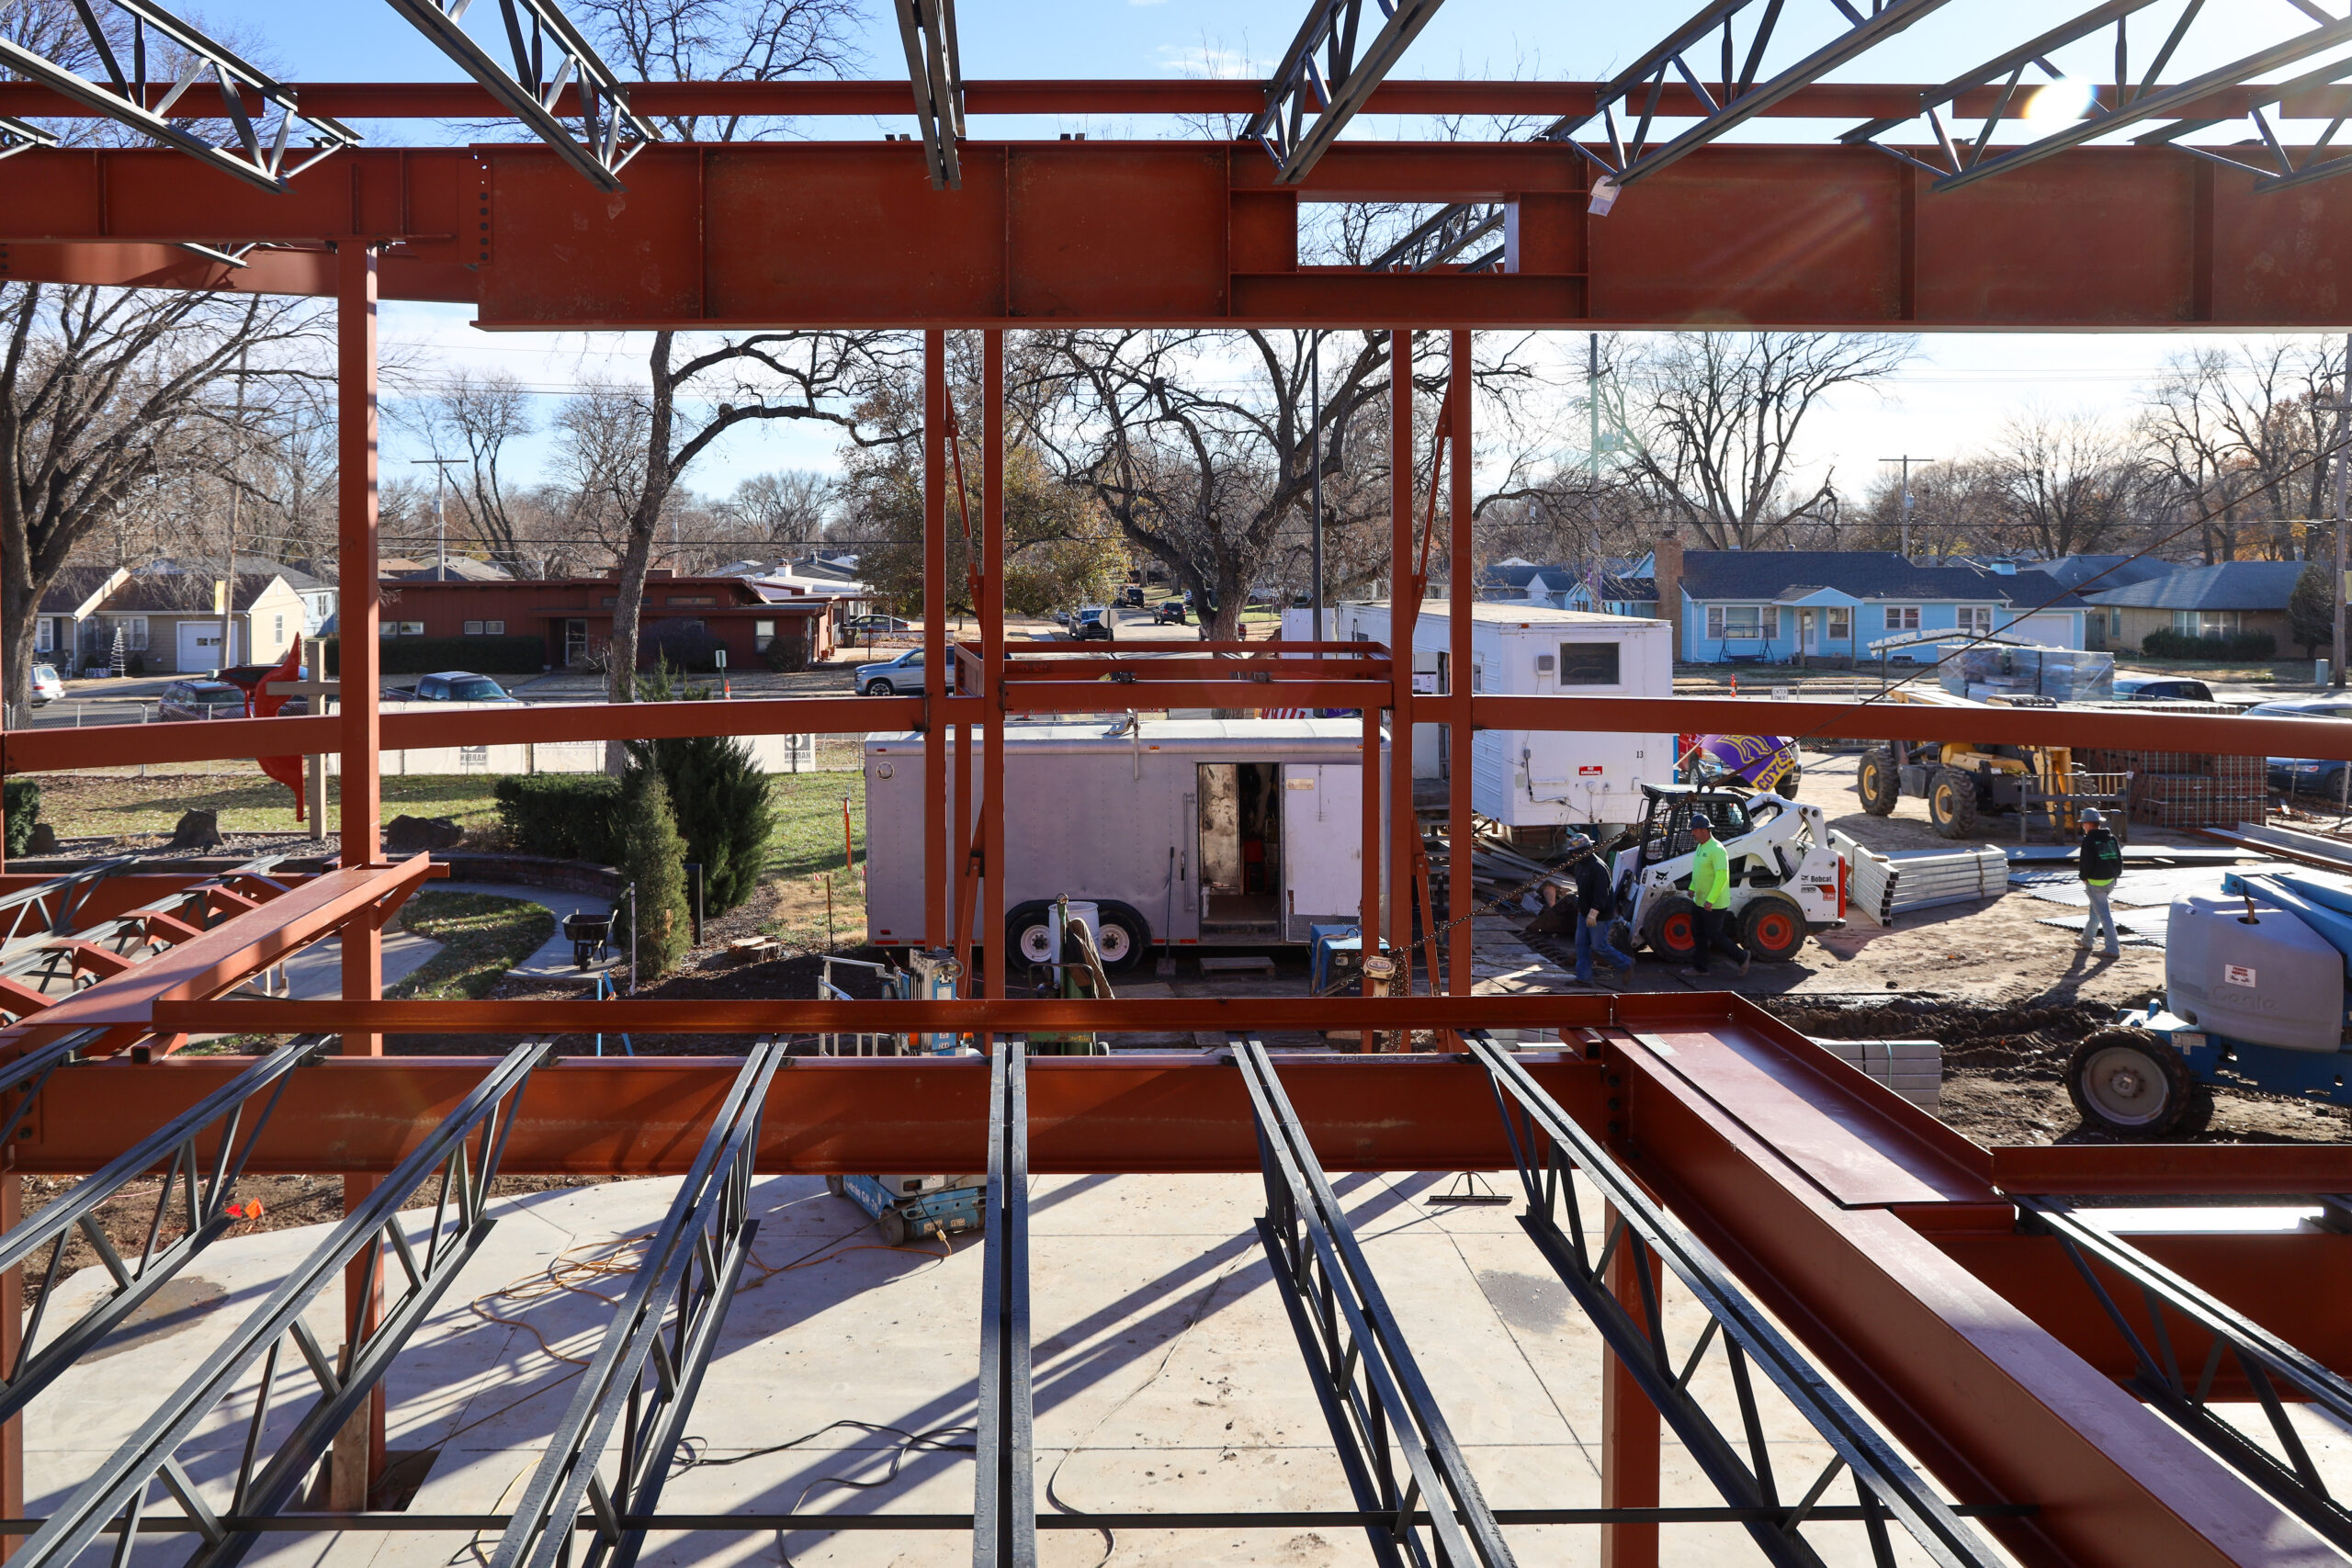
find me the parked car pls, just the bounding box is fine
[1155,601,1188,625]
[1120,586,1145,607]
[857,648,960,696]
[842,614,910,636]
[392,671,522,704]
[2245,695,2352,798]
[158,680,249,721]
[28,664,62,706]
[2113,672,2218,703]
[1072,606,1115,642]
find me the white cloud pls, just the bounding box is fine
[1155,41,1254,78]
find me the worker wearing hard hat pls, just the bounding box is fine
[1681,818,1751,979]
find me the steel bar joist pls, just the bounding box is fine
[975,1042,1035,1568]
[891,0,965,188]
[1233,1034,1515,1568]
[0,112,58,162]
[0,1033,321,1419]
[384,0,655,190]
[9,1043,549,1568]
[1844,0,2352,190]
[1248,0,1449,184]
[0,857,136,948]
[2135,45,2352,190]
[1555,0,1953,196]
[1462,1032,2004,1568]
[2024,1196,2352,1552]
[0,0,356,191]
[491,1044,785,1568]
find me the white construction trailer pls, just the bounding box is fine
[864,718,1390,967]
[1285,601,1676,831]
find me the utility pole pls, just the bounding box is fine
[411,457,464,580]
[1309,331,1323,650]
[1879,455,1935,558]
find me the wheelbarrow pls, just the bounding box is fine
[564,909,614,969]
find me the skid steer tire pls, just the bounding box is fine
[1857,749,1900,816]
[1645,895,1702,963]
[2065,1028,2195,1137]
[1926,767,1983,840]
[1737,894,1808,964]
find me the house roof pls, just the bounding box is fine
[386,557,510,581]
[1591,572,1657,603]
[1678,550,2005,603]
[2078,559,2305,610]
[99,571,296,614]
[2013,553,2183,593]
[38,566,127,615]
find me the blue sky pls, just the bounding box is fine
[177,1,2352,504]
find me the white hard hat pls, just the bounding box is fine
[2080,807,2103,825]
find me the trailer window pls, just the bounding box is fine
[1557,642,1620,685]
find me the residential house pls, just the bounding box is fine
[34,566,130,673]
[2078,560,2306,654]
[1641,541,2086,664]
[1991,554,2184,650]
[92,563,311,673]
[1559,570,1660,618]
[378,570,843,670]
[385,556,512,583]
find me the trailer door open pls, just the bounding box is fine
[1281,763,1363,942]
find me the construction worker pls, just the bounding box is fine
[1681,817,1750,978]
[1560,831,1632,987]
[2077,807,2124,959]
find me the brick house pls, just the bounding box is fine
[378,570,843,670]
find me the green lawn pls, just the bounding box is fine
[389,892,554,999]
[31,774,505,840]
[762,772,866,952]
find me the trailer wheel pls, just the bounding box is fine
[1737,893,1808,964]
[1857,748,1901,816]
[1090,904,1150,974]
[1926,767,1983,839]
[1008,903,1058,968]
[1645,895,1702,961]
[2065,1028,2195,1136]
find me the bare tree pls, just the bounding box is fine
[1606,332,1916,549]
[1,284,321,710]
[1982,407,2147,560]
[2143,340,2341,563]
[719,469,832,557]
[401,368,537,575]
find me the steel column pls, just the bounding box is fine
[490,1046,783,1568]
[1236,1035,1514,1566]
[974,1043,1034,1566]
[1446,330,1473,995]
[981,333,1006,1003]
[1388,331,1417,999]
[1600,1201,1663,1568]
[1359,702,1381,1050]
[925,329,948,952]
[10,1045,547,1568]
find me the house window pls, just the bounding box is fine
[1706,604,1765,640]
[1884,605,1921,631]
[754,618,776,650]
[600,596,617,608]
[464,620,483,636]
[401,621,425,636]
[35,618,52,653]
[1558,641,1622,685]
[2173,609,2242,637]
[380,623,399,639]
[666,595,716,606]
[2109,610,2123,637]
[119,616,148,650]
[485,619,504,636]
[1826,608,1851,641]
[1959,606,1994,635]
[272,615,285,642]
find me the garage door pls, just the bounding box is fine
[2007,614,2075,649]
[176,622,235,672]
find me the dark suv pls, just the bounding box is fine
[158,681,248,721]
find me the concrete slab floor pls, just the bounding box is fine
[33,1171,2348,1568]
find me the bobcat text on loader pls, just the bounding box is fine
[1608,784,1847,964]
[2070,871,2352,1134]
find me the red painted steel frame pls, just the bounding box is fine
[9,142,2352,328]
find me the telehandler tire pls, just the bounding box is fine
[1926,766,1983,839]
[1856,748,1901,816]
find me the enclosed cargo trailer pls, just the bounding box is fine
[864,718,1391,966]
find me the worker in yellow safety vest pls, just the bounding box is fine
[1681,818,1751,979]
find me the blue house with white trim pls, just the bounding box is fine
[1631,547,2088,664]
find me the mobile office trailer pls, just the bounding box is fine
[864,718,1392,965]
[1286,602,1674,829]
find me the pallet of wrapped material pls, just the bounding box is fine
[1878,846,2007,913]
[1829,829,1898,926]
[1806,1036,1943,1111]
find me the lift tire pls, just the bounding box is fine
[1927,767,1983,840]
[1645,895,1702,962]
[824,1174,845,1197]
[1737,893,1808,964]
[876,1207,910,1247]
[1856,749,1901,816]
[2065,1028,2195,1137]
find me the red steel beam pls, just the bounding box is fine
[7,142,2352,329]
[1992,1143,2352,1194]
[4,80,2346,121]
[0,858,435,1054]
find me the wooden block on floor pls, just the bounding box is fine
[1198,955,1277,974]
